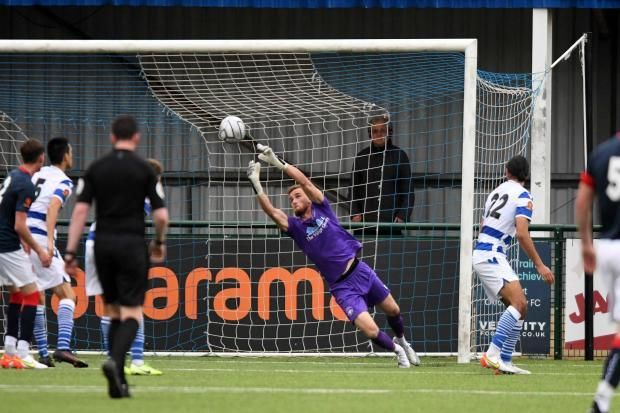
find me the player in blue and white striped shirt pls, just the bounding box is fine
[473,155,554,374]
[26,137,87,368]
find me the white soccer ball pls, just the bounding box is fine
[218,116,246,142]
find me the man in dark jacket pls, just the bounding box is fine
[351,115,414,235]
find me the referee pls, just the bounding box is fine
[64,115,169,398]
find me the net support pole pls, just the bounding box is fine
[457,40,478,364]
[583,32,594,361]
[531,9,553,230]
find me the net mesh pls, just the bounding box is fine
[0,111,28,346]
[0,48,542,355]
[470,71,546,356]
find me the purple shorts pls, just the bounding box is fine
[330,260,391,322]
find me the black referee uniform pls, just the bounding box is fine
[76,146,165,398]
[77,149,165,306]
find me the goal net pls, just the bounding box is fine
[470,71,546,357]
[0,40,541,358]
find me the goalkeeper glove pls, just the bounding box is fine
[247,161,264,195]
[257,144,288,171]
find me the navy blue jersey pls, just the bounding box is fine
[581,134,620,239]
[0,167,36,252]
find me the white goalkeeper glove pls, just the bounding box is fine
[257,144,288,171]
[247,160,264,195]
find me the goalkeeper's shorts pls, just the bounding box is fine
[330,260,390,322]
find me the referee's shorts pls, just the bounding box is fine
[94,233,149,307]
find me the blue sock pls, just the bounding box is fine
[491,306,520,354]
[131,322,145,363]
[101,316,111,355]
[501,319,524,362]
[56,299,75,350]
[34,305,49,357]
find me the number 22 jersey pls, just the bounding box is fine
[473,179,533,263]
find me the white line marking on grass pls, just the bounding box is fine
[164,358,603,369]
[0,384,595,397]
[166,367,599,377]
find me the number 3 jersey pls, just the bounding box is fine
[473,179,533,262]
[26,165,73,240]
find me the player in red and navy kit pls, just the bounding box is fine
[576,132,620,413]
[248,144,419,368]
[0,139,51,369]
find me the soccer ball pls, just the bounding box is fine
[218,116,246,142]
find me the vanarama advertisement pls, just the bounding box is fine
[35,237,461,353]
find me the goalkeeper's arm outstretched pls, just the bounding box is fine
[248,144,421,369]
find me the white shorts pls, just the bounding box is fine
[0,248,37,288]
[29,234,70,291]
[596,240,620,322]
[85,239,102,296]
[473,252,519,302]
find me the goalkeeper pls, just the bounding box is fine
[248,145,420,368]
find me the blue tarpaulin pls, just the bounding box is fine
[1,0,619,7]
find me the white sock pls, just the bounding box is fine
[486,342,501,359]
[132,359,145,367]
[594,380,614,413]
[17,340,30,359]
[4,335,17,355]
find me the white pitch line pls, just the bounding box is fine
[0,384,595,397]
[161,358,604,369]
[166,367,599,377]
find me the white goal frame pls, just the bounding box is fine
[0,39,478,362]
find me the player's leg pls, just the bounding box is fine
[85,238,110,355]
[52,282,88,367]
[101,304,128,398]
[590,243,620,413]
[354,312,410,368]
[591,329,620,413]
[99,235,148,398]
[2,249,47,369]
[125,321,162,376]
[16,281,47,369]
[331,265,411,369]
[375,294,420,366]
[95,236,129,398]
[101,314,111,353]
[495,280,528,374]
[106,305,141,396]
[33,291,54,366]
[29,234,53,366]
[474,257,524,373]
[1,285,22,368]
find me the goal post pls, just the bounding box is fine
[458,40,478,363]
[0,39,486,359]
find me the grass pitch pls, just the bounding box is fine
[1,355,604,413]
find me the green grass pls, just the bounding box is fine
[1,355,605,413]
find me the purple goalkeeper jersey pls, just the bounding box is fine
[286,197,362,286]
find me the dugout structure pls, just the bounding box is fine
[0,40,544,362]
